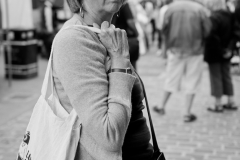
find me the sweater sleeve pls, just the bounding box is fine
[53,28,136,152]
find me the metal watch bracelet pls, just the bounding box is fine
[107,68,132,75]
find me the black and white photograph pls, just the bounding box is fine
[0,0,239,160]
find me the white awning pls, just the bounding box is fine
[1,0,34,29]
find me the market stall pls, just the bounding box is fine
[1,0,38,80]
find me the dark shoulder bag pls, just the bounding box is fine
[128,37,140,62]
[135,71,166,160]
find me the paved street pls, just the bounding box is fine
[0,45,240,160]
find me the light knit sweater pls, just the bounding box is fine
[52,15,136,160]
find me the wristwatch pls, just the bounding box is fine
[108,68,132,75]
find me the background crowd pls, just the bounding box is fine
[1,0,240,118]
[151,0,240,122]
[93,0,239,123]
[30,0,240,123]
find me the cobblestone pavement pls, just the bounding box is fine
[0,45,240,160]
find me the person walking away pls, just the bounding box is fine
[226,0,237,12]
[233,0,240,42]
[156,0,173,56]
[204,0,238,112]
[231,0,240,59]
[135,1,149,55]
[112,2,140,70]
[150,4,157,43]
[153,0,211,122]
[145,1,155,46]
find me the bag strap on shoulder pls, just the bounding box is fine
[41,25,101,98]
[135,71,166,160]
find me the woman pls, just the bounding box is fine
[52,0,154,159]
[204,0,238,112]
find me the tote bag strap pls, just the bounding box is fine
[41,25,101,98]
[41,39,55,98]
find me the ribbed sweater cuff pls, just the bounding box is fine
[108,73,136,111]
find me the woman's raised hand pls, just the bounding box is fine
[93,21,130,69]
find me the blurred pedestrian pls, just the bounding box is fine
[128,0,148,56]
[112,2,139,70]
[145,1,155,46]
[154,4,163,53]
[153,0,211,122]
[33,0,56,58]
[155,0,173,56]
[226,0,239,57]
[232,0,240,48]
[226,0,237,12]
[150,4,157,43]
[204,0,238,112]
[134,1,149,55]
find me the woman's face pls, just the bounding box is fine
[85,0,124,14]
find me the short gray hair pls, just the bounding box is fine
[66,0,81,13]
[66,0,128,13]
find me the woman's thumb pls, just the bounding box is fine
[101,21,110,30]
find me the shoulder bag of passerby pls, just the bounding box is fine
[135,71,166,160]
[15,26,90,160]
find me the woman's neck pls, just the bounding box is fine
[77,9,113,26]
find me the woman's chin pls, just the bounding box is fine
[107,3,122,13]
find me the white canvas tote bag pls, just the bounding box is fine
[16,25,101,160]
[16,27,87,160]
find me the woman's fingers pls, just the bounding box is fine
[110,24,116,29]
[93,23,100,29]
[97,21,129,59]
[121,30,129,54]
[101,21,110,30]
[93,22,114,30]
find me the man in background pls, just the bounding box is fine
[153,0,211,122]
